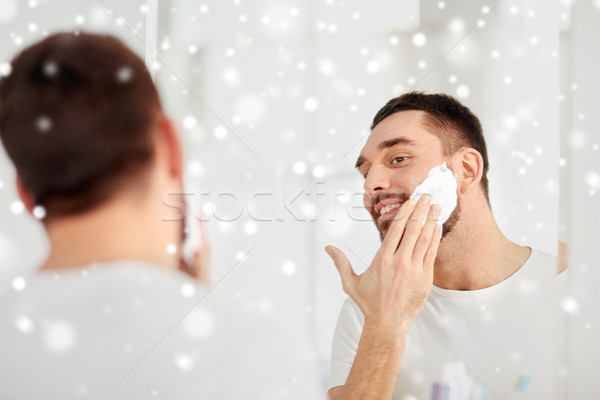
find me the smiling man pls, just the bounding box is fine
[325,92,564,399]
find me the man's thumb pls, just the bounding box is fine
[325,245,356,296]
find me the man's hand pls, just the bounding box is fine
[179,218,210,286]
[325,195,442,400]
[326,195,441,330]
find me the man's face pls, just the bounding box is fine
[356,110,451,238]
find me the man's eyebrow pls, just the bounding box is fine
[377,136,417,151]
[355,136,417,170]
[355,155,367,170]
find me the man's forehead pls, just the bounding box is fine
[357,111,437,164]
[367,110,427,144]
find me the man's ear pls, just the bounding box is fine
[155,115,183,181]
[454,148,484,195]
[16,177,35,215]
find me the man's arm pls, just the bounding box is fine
[558,240,567,274]
[328,318,410,399]
[326,196,442,399]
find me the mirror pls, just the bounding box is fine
[148,2,561,380]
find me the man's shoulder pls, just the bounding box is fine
[0,261,323,399]
[529,247,566,277]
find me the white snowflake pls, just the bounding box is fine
[282,261,296,276]
[33,205,46,219]
[183,308,215,339]
[244,221,257,235]
[412,32,426,47]
[10,200,25,215]
[293,161,307,175]
[166,243,177,255]
[12,275,26,290]
[182,116,197,130]
[43,320,76,353]
[312,165,326,179]
[37,116,53,132]
[455,85,470,99]
[43,61,58,77]
[174,352,195,371]
[213,125,228,140]
[116,66,133,83]
[0,63,11,76]
[181,283,195,298]
[365,60,380,74]
[304,97,318,112]
[585,171,600,190]
[561,296,580,315]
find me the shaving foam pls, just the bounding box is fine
[409,162,457,225]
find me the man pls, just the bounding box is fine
[325,92,563,399]
[0,32,320,399]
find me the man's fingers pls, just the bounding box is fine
[381,199,416,255]
[325,245,357,297]
[412,204,441,264]
[424,224,442,275]
[396,195,432,257]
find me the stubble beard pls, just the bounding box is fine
[375,200,462,242]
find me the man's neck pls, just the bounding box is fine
[433,204,531,291]
[41,195,180,272]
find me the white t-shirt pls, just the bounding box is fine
[0,261,323,399]
[328,249,564,400]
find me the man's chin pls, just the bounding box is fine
[376,221,390,242]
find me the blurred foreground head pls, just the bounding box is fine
[0,32,162,220]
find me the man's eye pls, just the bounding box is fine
[392,157,407,164]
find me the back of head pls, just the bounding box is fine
[0,32,162,219]
[371,91,490,202]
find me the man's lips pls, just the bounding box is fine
[374,198,406,215]
[372,198,406,225]
[377,205,402,224]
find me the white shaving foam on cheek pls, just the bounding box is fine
[409,162,457,225]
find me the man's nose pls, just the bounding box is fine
[363,164,390,195]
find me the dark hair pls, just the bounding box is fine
[371,91,490,201]
[0,32,162,218]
